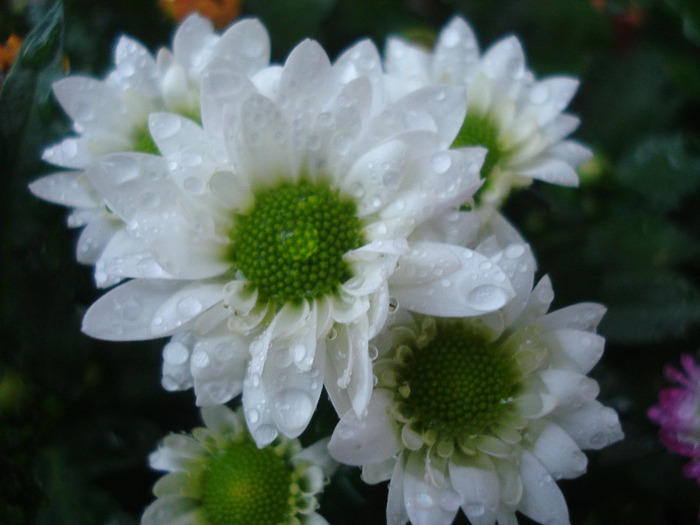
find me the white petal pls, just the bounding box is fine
[264,318,325,439]
[386,457,410,525]
[519,158,579,187]
[362,457,396,484]
[200,404,239,434]
[540,329,605,374]
[432,17,480,83]
[213,18,270,75]
[148,112,207,159]
[52,76,129,133]
[243,318,280,447]
[30,171,98,208]
[481,37,526,93]
[333,39,384,114]
[41,138,93,169]
[191,331,249,406]
[553,400,624,450]
[390,241,514,317]
[448,459,500,525]
[295,437,338,478]
[343,139,411,216]
[141,494,197,525]
[518,451,569,525]
[95,229,175,287]
[151,281,224,336]
[524,77,579,126]
[232,93,292,187]
[172,14,216,77]
[538,302,606,332]
[324,317,373,417]
[392,85,467,148]
[385,38,431,84]
[529,420,588,479]
[549,140,592,168]
[82,279,193,341]
[75,215,120,264]
[403,454,458,525]
[539,368,600,408]
[149,433,202,471]
[200,66,256,154]
[328,389,400,465]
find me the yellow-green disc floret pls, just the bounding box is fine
[228,179,365,305]
[198,439,293,525]
[397,321,521,438]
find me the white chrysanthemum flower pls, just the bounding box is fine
[142,405,334,525]
[385,16,592,206]
[29,15,271,286]
[328,239,624,525]
[79,36,516,447]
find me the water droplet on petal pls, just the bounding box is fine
[431,152,452,174]
[163,341,189,365]
[271,389,314,435]
[505,243,525,259]
[247,408,259,423]
[139,191,160,208]
[465,284,510,312]
[416,492,434,509]
[176,297,203,317]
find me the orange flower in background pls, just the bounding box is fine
[0,34,23,75]
[158,0,242,29]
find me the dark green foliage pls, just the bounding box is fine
[1,0,699,524]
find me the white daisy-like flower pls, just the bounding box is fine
[79,35,516,446]
[385,16,592,206]
[142,405,334,525]
[28,15,271,286]
[328,226,624,525]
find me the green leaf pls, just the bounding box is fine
[586,206,700,270]
[600,269,700,343]
[0,0,66,179]
[616,134,700,211]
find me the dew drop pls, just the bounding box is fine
[139,191,160,208]
[290,343,306,363]
[382,170,402,189]
[177,297,203,317]
[247,408,259,423]
[465,284,510,312]
[163,341,189,365]
[431,152,452,174]
[416,492,434,509]
[183,176,204,194]
[349,182,365,198]
[271,389,314,434]
[505,243,526,259]
[191,350,210,369]
[441,28,460,48]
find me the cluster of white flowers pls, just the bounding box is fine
[31,14,623,525]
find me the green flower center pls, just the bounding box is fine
[227,179,364,305]
[398,321,521,438]
[199,440,293,525]
[131,124,159,154]
[452,112,504,180]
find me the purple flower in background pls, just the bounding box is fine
[648,352,700,485]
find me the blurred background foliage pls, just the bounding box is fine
[1,0,699,523]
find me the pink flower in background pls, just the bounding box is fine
[648,352,700,485]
